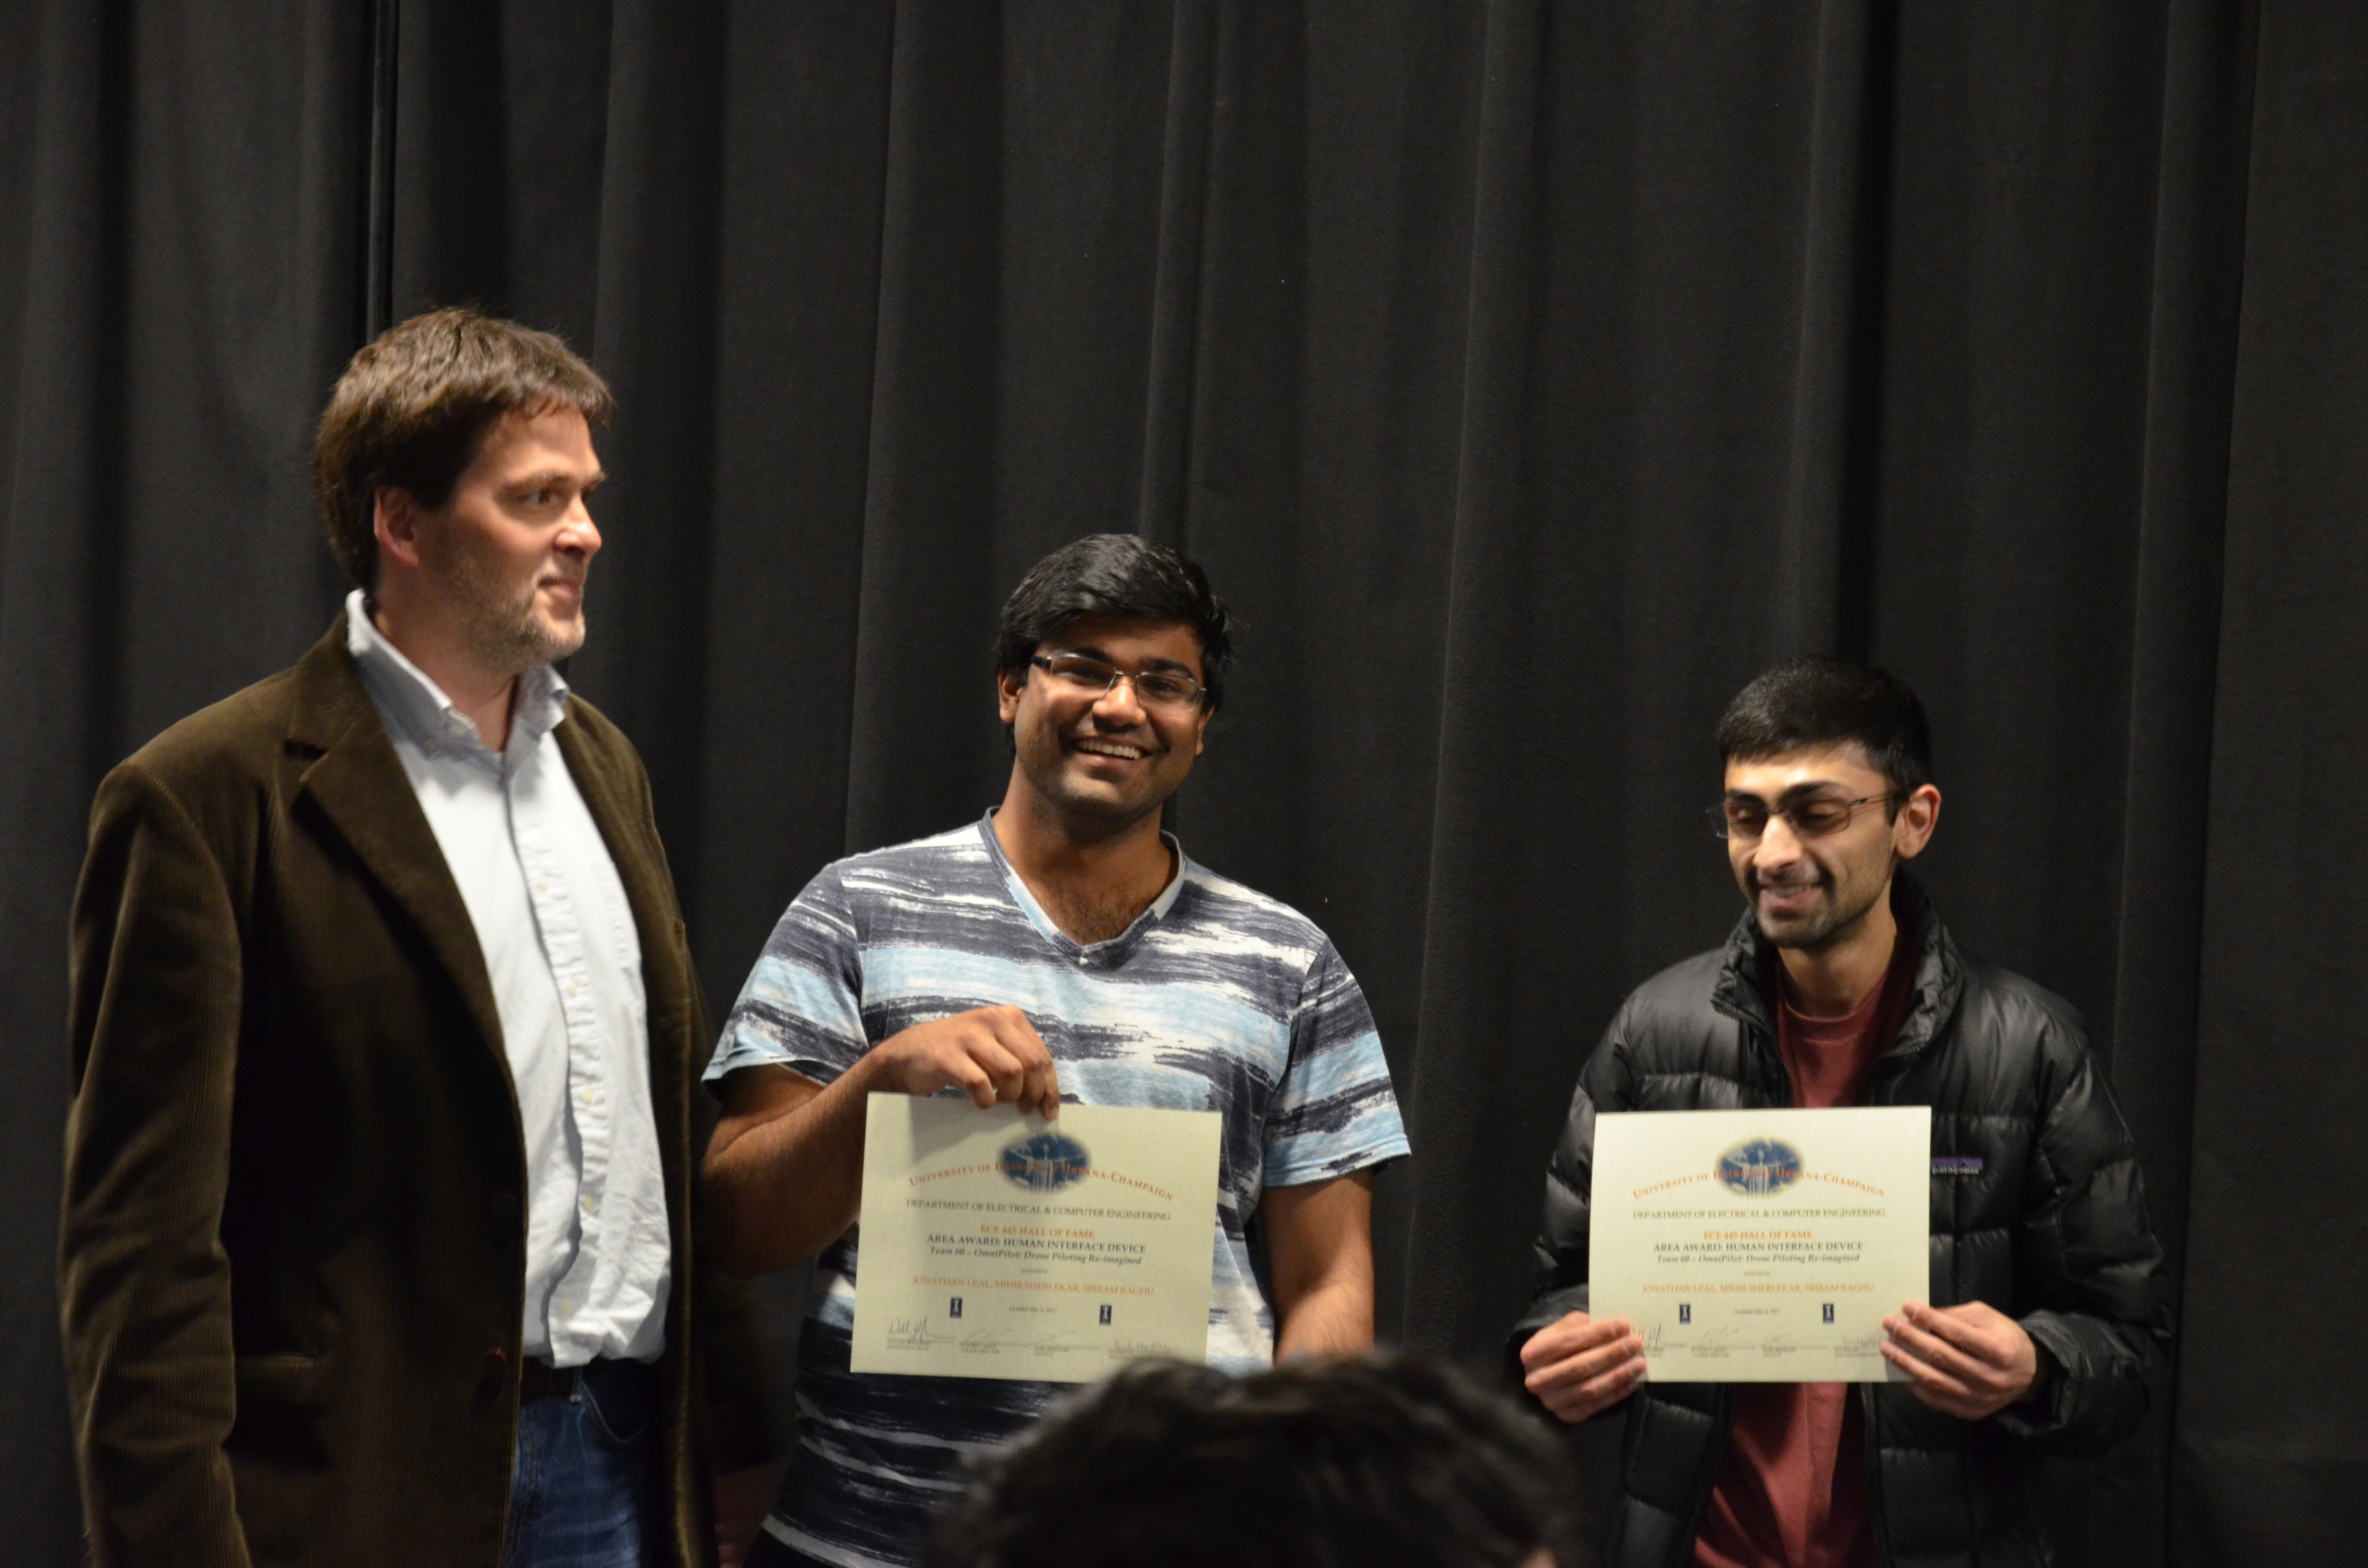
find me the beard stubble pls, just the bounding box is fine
[434,531,583,675]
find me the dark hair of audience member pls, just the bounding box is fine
[925,1353,1579,1568]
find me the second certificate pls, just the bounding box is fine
[850,1095,1222,1383]
[1590,1105,1931,1382]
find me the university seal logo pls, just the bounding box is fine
[1714,1138,1804,1197]
[998,1129,1091,1193]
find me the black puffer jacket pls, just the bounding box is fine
[1509,879,2171,1568]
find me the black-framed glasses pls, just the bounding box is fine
[1709,793,1896,841]
[1030,653,1207,711]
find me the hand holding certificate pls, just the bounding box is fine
[851,1095,1223,1383]
[1589,1106,1930,1382]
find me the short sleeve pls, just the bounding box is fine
[704,864,870,1090]
[1260,937,1410,1187]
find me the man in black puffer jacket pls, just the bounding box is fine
[1509,659,2170,1568]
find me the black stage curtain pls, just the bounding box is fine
[3,4,2361,1564]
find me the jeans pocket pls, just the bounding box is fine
[577,1362,656,1450]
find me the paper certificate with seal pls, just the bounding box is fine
[1589,1106,1930,1382]
[849,1094,1223,1383]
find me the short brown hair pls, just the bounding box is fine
[312,307,616,589]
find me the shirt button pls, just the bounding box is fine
[538,875,550,891]
[567,980,580,998]
[581,1197,594,1214]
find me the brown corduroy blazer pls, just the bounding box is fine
[62,615,744,1568]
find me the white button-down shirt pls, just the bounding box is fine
[347,592,670,1366]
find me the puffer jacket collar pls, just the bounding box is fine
[1706,871,1967,1067]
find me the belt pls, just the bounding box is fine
[519,1357,600,1400]
[518,1353,658,1402]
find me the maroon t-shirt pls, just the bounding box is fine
[1692,938,1916,1568]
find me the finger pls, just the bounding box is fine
[1021,1056,1061,1120]
[1585,1357,1650,1404]
[1521,1325,1615,1373]
[1521,1315,1626,1367]
[976,1013,1060,1111]
[957,1034,1030,1101]
[1026,1046,1062,1116]
[1879,1339,1972,1401]
[935,1056,999,1109]
[1525,1336,1645,1394]
[1906,1302,2005,1359]
[1540,1356,1647,1421]
[1882,1328,1973,1392]
[1885,1316,1987,1383]
[986,1006,1054,1066]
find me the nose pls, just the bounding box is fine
[1091,674,1147,724]
[1751,812,1806,873]
[559,495,602,561]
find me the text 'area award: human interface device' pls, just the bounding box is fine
[1589,1106,1930,1382]
[850,1096,1223,1383]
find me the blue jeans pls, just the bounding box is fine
[504,1359,660,1568]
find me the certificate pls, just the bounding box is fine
[849,1095,1223,1383]
[1589,1106,1930,1382]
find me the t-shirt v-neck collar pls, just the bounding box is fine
[1776,937,1917,1110]
[975,809,1187,964]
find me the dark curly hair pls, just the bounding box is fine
[925,1353,1579,1568]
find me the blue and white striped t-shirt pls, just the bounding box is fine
[706,813,1409,1567]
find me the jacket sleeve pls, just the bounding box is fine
[60,762,255,1568]
[614,726,786,1477]
[1502,1004,1636,1393]
[689,969,785,1473]
[1993,1027,2172,1455]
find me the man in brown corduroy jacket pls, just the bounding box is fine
[61,309,766,1568]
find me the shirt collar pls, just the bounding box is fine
[345,588,569,766]
[976,808,1189,957]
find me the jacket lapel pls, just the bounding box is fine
[552,707,686,1016]
[554,705,694,1182]
[285,614,509,1078]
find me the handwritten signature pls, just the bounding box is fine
[882,1315,1094,1352]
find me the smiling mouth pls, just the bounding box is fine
[1072,738,1150,761]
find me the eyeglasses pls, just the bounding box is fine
[1030,653,1208,711]
[1709,793,1896,841]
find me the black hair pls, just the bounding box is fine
[995,534,1235,711]
[924,1353,1579,1568]
[1716,656,1934,808]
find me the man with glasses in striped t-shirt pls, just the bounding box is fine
[702,535,1410,1568]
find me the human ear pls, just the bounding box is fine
[1894,784,1943,859]
[996,666,1026,725]
[372,487,426,570]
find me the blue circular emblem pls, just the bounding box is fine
[997,1130,1091,1192]
[1714,1138,1804,1197]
